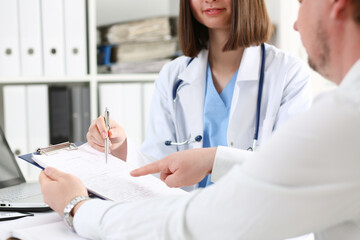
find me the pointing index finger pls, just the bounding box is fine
[130,161,163,177]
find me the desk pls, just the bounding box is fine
[0,211,85,240]
[1,211,315,240]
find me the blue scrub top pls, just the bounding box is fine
[198,63,238,188]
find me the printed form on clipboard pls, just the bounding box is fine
[32,143,186,202]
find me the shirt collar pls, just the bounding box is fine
[340,58,360,88]
[338,58,360,110]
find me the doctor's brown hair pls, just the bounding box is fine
[178,0,271,57]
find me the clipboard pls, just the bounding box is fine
[19,142,82,170]
[18,141,103,199]
[19,142,185,202]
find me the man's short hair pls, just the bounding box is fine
[178,0,271,57]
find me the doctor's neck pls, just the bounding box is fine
[208,29,244,74]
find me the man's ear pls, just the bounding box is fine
[330,0,350,20]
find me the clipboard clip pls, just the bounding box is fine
[37,142,78,156]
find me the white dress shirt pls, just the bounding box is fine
[74,59,360,240]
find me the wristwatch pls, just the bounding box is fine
[63,196,90,232]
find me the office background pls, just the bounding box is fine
[0,0,334,181]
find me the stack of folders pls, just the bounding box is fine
[49,85,91,145]
[0,0,87,77]
[97,16,179,74]
[100,16,177,44]
[3,85,50,180]
[1,0,88,181]
[3,85,90,156]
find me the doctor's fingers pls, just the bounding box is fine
[107,121,126,142]
[87,119,105,144]
[87,138,112,154]
[94,115,108,138]
[86,129,105,148]
[95,117,124,142]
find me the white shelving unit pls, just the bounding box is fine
[0,0,161,121]
[0,0,168,180]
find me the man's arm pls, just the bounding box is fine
[74,92,360,239]
[211,146,253,182]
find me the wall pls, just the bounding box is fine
[265,0,336,97]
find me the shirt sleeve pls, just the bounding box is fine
[73,92,360,240]
[211,146,253,182]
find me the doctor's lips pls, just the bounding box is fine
[203,8,226,16]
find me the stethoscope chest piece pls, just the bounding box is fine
[164,134,202,146]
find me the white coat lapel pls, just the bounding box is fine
[227,46,262,149]
[176,50,208,149]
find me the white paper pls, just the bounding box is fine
[286,234,315,240]
[32,143,185,202]
[12,221,85,240]
[0,212,60,240]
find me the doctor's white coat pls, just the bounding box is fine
[130,44,312,184]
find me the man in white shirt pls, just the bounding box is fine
[39,0,360,239]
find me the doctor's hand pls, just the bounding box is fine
[131,148,217,188]
[87,115,128,161]
[39,167,88,216]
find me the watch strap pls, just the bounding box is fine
[63,195,90,232]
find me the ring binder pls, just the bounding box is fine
[36,142,78,156]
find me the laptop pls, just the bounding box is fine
[0,127,50,212]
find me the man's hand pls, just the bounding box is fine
[131,148,217,188]
[39,167,88,216]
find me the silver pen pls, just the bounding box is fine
[104,107,110,164]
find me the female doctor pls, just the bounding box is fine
[87,0,312,190]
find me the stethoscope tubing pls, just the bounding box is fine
[166,43,266,150]
[254,43,266,144]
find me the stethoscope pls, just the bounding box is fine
[165,43,266,152]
